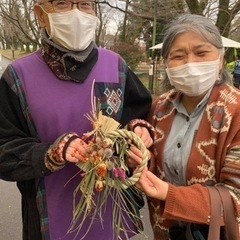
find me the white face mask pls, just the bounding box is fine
[46,9,99,51]
[166,58,220,96]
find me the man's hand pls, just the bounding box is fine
[65,138,88,163]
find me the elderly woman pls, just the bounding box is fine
[0,1,152,240]
[136,14,240,240]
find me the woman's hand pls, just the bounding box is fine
[136,167,169,201]
[126,126,153,169]
[134,126,153,148]
[126,144,144,168]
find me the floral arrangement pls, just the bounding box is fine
[68,102,149,239]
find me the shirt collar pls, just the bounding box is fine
[172,87,212,116]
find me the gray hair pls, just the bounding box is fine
[161,14,230,89]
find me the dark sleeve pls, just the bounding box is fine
[0,67,51,182]
[120,68,152,126]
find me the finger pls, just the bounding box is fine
[129,145,143,157]
[144,171,169,200]
[69,138,88,148]
[144,137,153,148]
[65,148,81,162]
[127,149,142,165]
[126,156,140,168]
[65,152,79,163]
[145,170,159,187]
[135,127,153,148]
[134,126,143,138]
[142,128,153,145]
[135,181,143,190]
[65,139,88,162]
[66,152,87,162]
[135,167,148,190]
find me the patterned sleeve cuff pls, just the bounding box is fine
[127,119,156,140]
[44,132,80,171]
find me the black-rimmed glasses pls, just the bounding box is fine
[45,0,96,12]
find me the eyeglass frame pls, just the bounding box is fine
[40,0,97,12]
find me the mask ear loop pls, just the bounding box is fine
[215,70,222,84]
[39,6,52,38]
[161,59,173,89]
[163,59,175,87]
[163,59,169,70]
[216,54,224,84]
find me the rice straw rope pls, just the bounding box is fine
[105,128,149,189]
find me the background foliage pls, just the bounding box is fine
[1,0,240,68]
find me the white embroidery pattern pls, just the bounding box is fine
[104,88,122,115]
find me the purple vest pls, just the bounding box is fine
[12,48,137,239]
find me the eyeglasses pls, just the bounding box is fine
[46,0,96,12]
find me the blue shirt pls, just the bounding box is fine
[163,90,211,185]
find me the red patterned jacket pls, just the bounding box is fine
[148,84,240,239]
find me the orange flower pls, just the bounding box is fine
[96,163,107,177]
